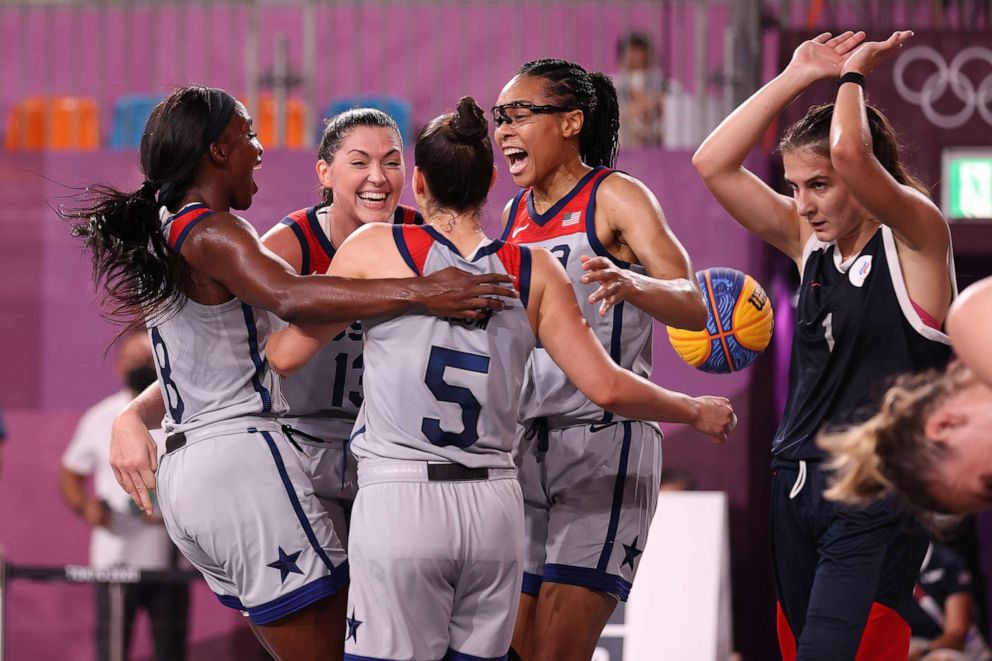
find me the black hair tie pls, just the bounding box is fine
[138,179,160,200]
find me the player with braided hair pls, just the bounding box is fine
[494,58,711,658]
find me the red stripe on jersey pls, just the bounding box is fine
[776,602,797,661]
[284,207,333,274]
[396,205,422,225]
[167,207,215,250]
[506,168,612,244]
[854,602,911,661]
[495,242,522,285]
[400,225,434,275]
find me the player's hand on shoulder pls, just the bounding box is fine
[690,396,736,444]
[418,267,518,321]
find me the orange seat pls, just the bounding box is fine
[255,95,307,149]
[3,96,99,151]
[48,96,100,151]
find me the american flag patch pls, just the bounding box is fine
[561,211,581,227]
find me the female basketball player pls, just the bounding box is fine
[693,31,954,659]
[63,86,513,660]
[823,276,992,515]
[265,96,735,661]
[492,58,708,659]
[260,109,422,549]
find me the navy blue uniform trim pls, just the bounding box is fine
[392,226,421,276]
[422,225,502,261]
[446,650,509,661]
[241,304,272,413]
[171,203,214,251]
[500,189,527,241]
[261,431,338,572]
[518,245,533,310]
[215,593,245,610]
[248,573,345,625]
[521,571,543,596]
[583,169,630,268]
[306,205,337,261]
[281,216,312,274]
[525,166,604,227]
[542,564,633,602]
[597,421,632,572]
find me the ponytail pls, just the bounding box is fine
[62,182,191,331]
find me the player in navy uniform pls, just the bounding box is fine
[261,109,422,544]
[694,31,955,659]
[266,97,735,661]
[823,275,992,516]
[63,86,515,660]
[493,59,710,659]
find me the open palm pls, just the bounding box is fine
[843,31,914,76]
[789,31,867,81]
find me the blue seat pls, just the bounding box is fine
[321,96,413,145]
[110,93,166,149]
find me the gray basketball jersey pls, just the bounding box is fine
[350,225,536,469]
[150,203,287,434]
[501,167,653,427]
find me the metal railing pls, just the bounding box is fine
[0,546,201,661]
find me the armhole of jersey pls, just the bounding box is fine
[500,189,527,241]
[168,207,215,251]
[495,242,532,310]
[583,169,633,269]
[305,206,337,264]
[280,217,312,275]
[881,226,951,344]
[392,225,423,276]
[518,245,532,310]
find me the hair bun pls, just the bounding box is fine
[450,96,488,144]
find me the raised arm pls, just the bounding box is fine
[692,32,865,261]
[183,213,515,325]
[581,173,707,330]
[528,248,734,442]
[830,31,949,254]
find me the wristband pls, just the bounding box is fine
[839,72,865,88]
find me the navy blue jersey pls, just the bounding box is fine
[773,227,952,462]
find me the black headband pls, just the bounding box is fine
[204,88,237,145]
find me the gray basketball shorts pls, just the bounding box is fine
[514,419,662,601]
[344,458,524,661]
[156,419,349,625]
[280,419,359,547]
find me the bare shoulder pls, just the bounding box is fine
[598,171,657,206]
[260,221,303,269]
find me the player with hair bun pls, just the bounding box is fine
[62,85,515,660]
[494,57,711,659]
[693,30,955,659]
[266,96,734,661]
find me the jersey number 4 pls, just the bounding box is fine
[422,346,491,448]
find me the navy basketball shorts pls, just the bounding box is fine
[771,459,928,661]
[514,419,662,602]
[156,419,349,625]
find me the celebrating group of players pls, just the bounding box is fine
[65,27,982,661]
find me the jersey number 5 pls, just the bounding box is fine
[422,346,491,448]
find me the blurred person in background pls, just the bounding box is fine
[613,31,668,147]
[59,329,189,661]
[907,541,992,661]
[0,403,6,477]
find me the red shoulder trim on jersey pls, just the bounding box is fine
[496,241,532,309]
[393,225,433,276]
[168,206,215,251]
[395,205,423,225]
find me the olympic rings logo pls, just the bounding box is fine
[892,46,992,129]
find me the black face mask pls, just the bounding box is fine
[125,366,158,394]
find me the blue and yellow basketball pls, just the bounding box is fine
[666,267,774,374]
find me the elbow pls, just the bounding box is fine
[584,374,621,412]
[266,352,301,377]
[828,138,867,178]
[690,149,717,181]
